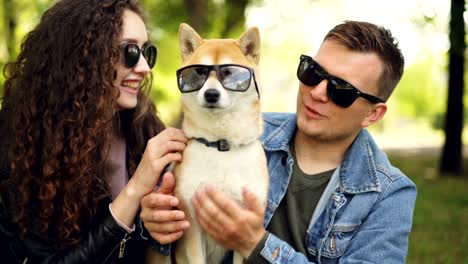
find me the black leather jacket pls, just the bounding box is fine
[0,162,147,264]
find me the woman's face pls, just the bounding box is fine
[114,9,151,110]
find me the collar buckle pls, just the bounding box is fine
[217,139,230,151]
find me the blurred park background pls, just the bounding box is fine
[0,0,467,263]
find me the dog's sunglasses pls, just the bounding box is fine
[176,64,260,97]
[297,54,385,108]
[121,43,157,69]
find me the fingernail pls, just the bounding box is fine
[175,212,183,219]
[244,187,254,199]
[181,221,190,229]
[170,198,178,206]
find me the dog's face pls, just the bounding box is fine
[177,24,261,113]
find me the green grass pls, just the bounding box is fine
[386,149,468,264]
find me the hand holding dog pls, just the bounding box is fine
[132,128,188,194]
[111,128,188,231]
[141,172,190,244]
[192,186,266,258]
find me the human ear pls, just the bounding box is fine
[361,103,387,128]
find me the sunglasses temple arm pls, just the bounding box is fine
[252,73,260,99]
[361,92,385,103]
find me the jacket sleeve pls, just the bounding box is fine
[338,177,417,263]
[138,218,172,256]
[244,232,317,264]
[0,195,132,264]
[43,214,131,264]
[243,179,416,264]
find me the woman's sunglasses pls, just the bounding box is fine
[121,43,157,69]
[297,54,385,108]
[176,64,260,97]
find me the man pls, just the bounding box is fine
[141,20,417,263]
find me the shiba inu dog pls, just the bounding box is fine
[146,23,269,264]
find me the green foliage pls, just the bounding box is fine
[428,51,468,131]
[150,32,183,125]
[0,0,54,101]
[141,0,254,38]
[141,0,187,36]
[393,52,446,124]
[387,149,468,263]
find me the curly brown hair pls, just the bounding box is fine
[0,0,164,247]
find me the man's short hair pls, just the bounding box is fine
[324,20,405,100]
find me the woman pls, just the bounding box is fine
[0,0,188,262]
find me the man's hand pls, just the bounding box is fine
[192,185,266,258]
[140,172,190,244]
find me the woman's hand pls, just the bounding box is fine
[111,128,188,228]
[132,127,188,196]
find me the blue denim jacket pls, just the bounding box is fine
[146,112,417,263]
[258,112,417,264]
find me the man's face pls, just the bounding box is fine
[296,39,385,142]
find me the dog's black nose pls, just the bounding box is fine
[204,89,220,103]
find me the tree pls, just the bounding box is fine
[182,0,208,33]
[221,0,249,38]
[0,0,17,98]
[2,0,16,61]
[440,0,465,175]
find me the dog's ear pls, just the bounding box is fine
[237,27,261,65]
[178,23,203,62]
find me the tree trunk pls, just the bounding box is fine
[440,0,465,175]
[3,0,16,61]
[221,0,249,38]
[182,0,208,32]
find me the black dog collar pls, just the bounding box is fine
[193,137,231,152]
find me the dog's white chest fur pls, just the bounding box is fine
[176,140,268,215]
[174,140,268,263]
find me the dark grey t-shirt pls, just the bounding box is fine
[245,144,334,263]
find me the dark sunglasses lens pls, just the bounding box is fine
[327,78,358,108]
[177,66,210,92]
[143,45,157,69]
[219,66,251,91]
[297,58,322,86]
[123,44,140,68]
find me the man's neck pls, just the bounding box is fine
[293,130,358,175]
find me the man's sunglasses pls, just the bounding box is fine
[121,43,157,69]
[176,64,260,97]
[297,54,385,108]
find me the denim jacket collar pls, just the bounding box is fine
[261,113,297,152]
[340,129,381,194]
[261,113,381,195]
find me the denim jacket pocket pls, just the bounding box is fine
[320,225,358,258]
